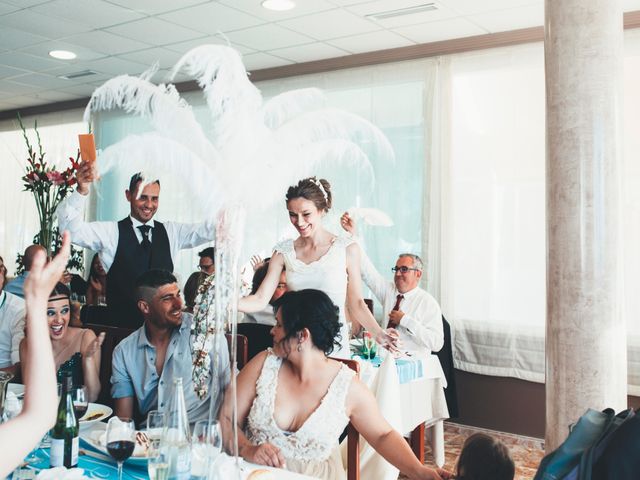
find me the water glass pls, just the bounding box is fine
[146,410,165,450]
[148,448,170,480]
[191,420,222,479]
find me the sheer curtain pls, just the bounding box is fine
[0,110,84,277]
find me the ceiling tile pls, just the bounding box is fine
[0,79,47,95]
[279,9,380,40]
[271,42,349,62]
[103,0,206,16]
[347,0,459,28]
[1,0,50,6]
[242,51,293,70]
[31,0,144,28]
[82,56,149,76]
[106,17,205,45]
[0,100,21,110]
[226,24,314,51]
[119,47,183,70]
[0,94,50,108]
[165,36,255,56]
[0,52,65,72]
[328,29,414,53]
[327,0,374,5]
[63,31,152,56]
[623,0,640,11]
[436,0,541,16]
[4,72,72,89]
[19,41,106,62]
[29,89,86,102]
[46,66,111,84]
[0,9,91,39]
[392,17,486,43]
[219,0,336,22]
[0,64,28,80]
[468,4,544,32]
[0,26,49,50]
[159,2,263,34]
[0,2,20,15]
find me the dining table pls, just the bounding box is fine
[342,343,449,480]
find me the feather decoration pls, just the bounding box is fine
[262,88,326,130]
[348,207,394,227]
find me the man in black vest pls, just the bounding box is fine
[58,163,215,327]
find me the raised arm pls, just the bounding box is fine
[0,233,70,478]
[348,379,451,480]
[237,253,285,314]
[218,351,286,468]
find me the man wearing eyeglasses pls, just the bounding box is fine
[198,247,215,276]
[341,213,443,354]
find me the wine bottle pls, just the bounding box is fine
[163,377,191,480]
[50,371,79,468]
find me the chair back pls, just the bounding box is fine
[332,357,360,480]
[85,323,135,407]
[225,333,249,370]
[436,315,459,417]
[364,299,374,314]
[236,323,273,361]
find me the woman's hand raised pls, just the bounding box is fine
[242,442,287,469]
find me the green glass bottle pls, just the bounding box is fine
[50,371,79,468]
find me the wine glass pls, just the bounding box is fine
[146,410,166,450]
[191,420,222,479]
[106,416,136,480]
[71,386,88,421]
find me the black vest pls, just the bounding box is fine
[106,217,173,327]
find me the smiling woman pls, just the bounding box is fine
[19,282,104,403]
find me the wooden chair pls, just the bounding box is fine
[85,323,135,408]
[332,357,361,480]
[364,298,374,315]
[225,333,249,370]
[236,323,273,361]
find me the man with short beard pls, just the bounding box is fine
[110,269,230,424]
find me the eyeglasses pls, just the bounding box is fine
[391,266,420,274]
[198,263,214,271]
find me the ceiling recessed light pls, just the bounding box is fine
[49,50,77,60]
[261,0,295,11]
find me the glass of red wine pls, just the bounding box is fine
[71,386,88,421]
[106,416,136,480]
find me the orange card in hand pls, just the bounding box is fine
[78,133,96,163]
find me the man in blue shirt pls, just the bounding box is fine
[111,269,230,423]
[5,244,46,298]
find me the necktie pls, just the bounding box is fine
[387,294,404,328]
[138,225,152,250]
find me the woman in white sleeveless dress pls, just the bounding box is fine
[238,177,395,358]
[222,289,450,480]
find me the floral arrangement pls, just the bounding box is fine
[191,274,218,399]
[19,115,80,259]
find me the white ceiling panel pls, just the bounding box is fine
[4,72,72,89]
[0,64,28,79]
[328,30,414,53]
[0,27,49,51]
[0,2,20,15]
[159,2,264,34]
[165,36,256,55]
[119,47,183,70]
[31,0,145,29]
[0,9,91,39]
[63,31,152,56]
[241,51,293,70]
[0,79,47,95]
[271,42,349,62]
[19,41,106,62]
[219,0,336,22]
[55,83,101,97]
[29,90,86,102]
[0,52,65,72]
[437,0,541,16]
[393,17,486,43]
[106,17,205,45]
[347,0,459,28]
[81,56,149,76]
[279,9,381,40]
[226,24,314,51]
[327,0,375,5]
[45,66,111,84]
[469,4,544,33]
[1,0,50,6]
[103,0,208,16]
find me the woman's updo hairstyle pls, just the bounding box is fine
[272,289,341,355]
[285,177,332,212]
[50,282,71,300]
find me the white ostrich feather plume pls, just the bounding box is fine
[348,207,394,227]
[262,88,326,129]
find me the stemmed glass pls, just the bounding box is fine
[147,410,165,450]
[71,385,88,421]
[191,420,222,480]
[106,416,136,480]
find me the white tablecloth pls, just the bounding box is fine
[215,453,319,479]
[341,351,449,480]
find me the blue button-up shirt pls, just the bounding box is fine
[111,313,230,423]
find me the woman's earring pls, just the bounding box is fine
[297,343,302,352]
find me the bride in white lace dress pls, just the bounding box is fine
[238,177,395,358]
[221,289,450,480]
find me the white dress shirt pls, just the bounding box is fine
[0,291,25,368]
[58,190,215,272]
[359,250,444,354]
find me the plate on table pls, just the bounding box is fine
[7,383,25,398]
[80,422,148,466]
[79,403,112,427]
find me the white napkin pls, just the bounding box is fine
[37,467,88,479]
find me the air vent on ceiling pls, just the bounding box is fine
[365,3,438,20]
[57,70,98,80]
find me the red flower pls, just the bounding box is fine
[46,171,65,185]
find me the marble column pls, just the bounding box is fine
[545,0,627,451]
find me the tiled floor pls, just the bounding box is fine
[401,422,545,480]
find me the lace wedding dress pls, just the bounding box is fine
[246,352,355,480]
[274,236,353,359]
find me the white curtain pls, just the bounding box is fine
[0,110,84,277]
